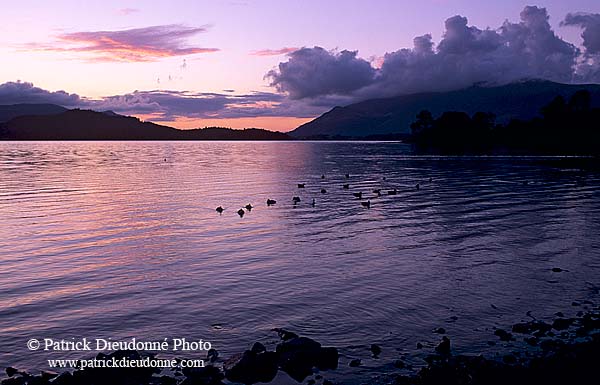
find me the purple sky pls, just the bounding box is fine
[1,0,600,131]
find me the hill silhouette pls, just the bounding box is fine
[0,103,67,123]
[290,80,600,138]
[0,109,290,140]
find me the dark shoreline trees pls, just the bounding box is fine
[410,90,600,154]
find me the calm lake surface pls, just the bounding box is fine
[1,141,599,383]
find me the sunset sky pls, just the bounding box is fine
[1,0,600,131]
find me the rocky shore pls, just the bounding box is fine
[2,304,599,385]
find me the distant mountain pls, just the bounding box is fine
[290,80,600,138]
[0,103,67,123]
[0,109,290,140]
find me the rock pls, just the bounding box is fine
[276,336,336,381]
[224,350,278,385]
[5,368,18,377]
[494,329,514,341]
[307,380,315,385]
[1,377,25,385]
[433,327,446,334]
[323,380,334,385]
[512,321,551,334]
[555,312,564,317]
[503,354,517,364]
[552,318,574,330]
[348,359,361,367]
[50,372,74,385]
[416,343,423,349]
[524,337,539,346]
[40,371,57,381]
[207,348,219,362]
[370,344,382,357]
[154,376,179,385]
[272,328,298,341]
[435,336,451,355]
[250,342,266,354]
[394,359,406,369]
[551,267,563,272]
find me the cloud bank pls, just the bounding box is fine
[29,24,219,62]
[268,6,600,103]
[0,81,322,121]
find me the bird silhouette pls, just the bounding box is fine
[343,184,350,189]
[267,199,277,206]
[388,189,397,195]
[321,188,327,194]
[216,206,224,214]
[293,196,301,204]
[361,200,371,208]
[353,192,363,199]
[297,183,305,188]
[245,204,253,211]
[311,198,316,207]
[416,183,420,190]
[237,209,245,217]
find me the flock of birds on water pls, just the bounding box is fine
[215,173,431,218]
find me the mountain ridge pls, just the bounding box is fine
[290,80,600,138]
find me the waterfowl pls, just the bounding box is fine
[293,196,301,203]
[415,183,420,190]
[245,204,253,211]
[266,199,277,206]
[373,189,381,194]
[343,184,350,189]
[388,189,397,195]
[311,198,316,207]
[353,192,363,199]
[321,188,327,194]
[321,174,325,179]
[298,183,305,188]
[345,173,350,178]
[237,209,245,217]
[429,177,433,182]
[216,206,224,214]
[361,200,371,208]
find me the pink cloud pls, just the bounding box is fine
[118,8,140,15]
[28,24,219,62]
[249,47,299,56]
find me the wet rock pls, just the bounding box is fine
[323,380,334,385]
[435,337,451,356]
[524,337,539,346]
[5,368,18,377]
[394,359,406,369]
[272,328,298,341]
[512,321,551,334]
[307,379,315,385]
[503,354,517,364]
[154,376,179,385]
[1,377,25,385]
[224,349,278,385]
[180,365,223,385]
[551,267,564,272]
[40,371,57,381]
[206,348,219,362]
[552,318,575,330]
[370,344,382,357]
[50,372,74,385]
[494,329,514,341]
[276,335,337,381]
[250,342,266,354]
[433,328,446,334]
[555,312,565,317]
[348,359,361,367]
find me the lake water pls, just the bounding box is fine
[1,141,599,383]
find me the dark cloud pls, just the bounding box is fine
[266,47,376,99]
[0,81,83,106]
[0,81,322,121]
[28,25,219,62]
[250,47,299,56]
[267,6,591,102]
[562,12,600,54]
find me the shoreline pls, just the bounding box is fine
[3,302,599,385]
